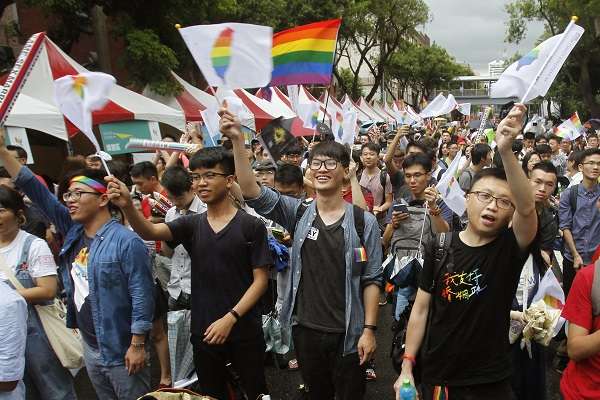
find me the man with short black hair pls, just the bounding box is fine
[458,143,492,192]
[559,148,600,295]
[274,164,305,198]
[586,132,598,149]
[130,161,163,195]
[521,132,536,159]
[254,161,277,188]
[107,147,271,400]
[161,166,207,310]
[280,144,303,167]
[536,144,552,161]
[549,134,567,176]
[360,142,393,221]
[395,104,538,399]
[222,107,383,400]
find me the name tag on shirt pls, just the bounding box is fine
[307,227,319,241]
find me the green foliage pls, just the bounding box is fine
[122,29,181,96]
[388,43,472,103]
[336,67,363,99]
[504,0,600,117]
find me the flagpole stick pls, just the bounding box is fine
[519,16,578,104]
[99,156,112,176]
[322,86,331,125]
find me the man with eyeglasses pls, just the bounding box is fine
[106,147,271,400]
[254,161,277,188]
[220,107,383,400]
[559,148,600,296]
[395,104,538,400]
[0,138,155,399]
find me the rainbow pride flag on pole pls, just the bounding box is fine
[270,19,342,86]
[554,111,584,140]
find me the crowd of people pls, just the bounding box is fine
[0,102,599,400]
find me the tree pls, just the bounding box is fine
[505,0,600,118]
[387,43,472,105]
[337,67,364,99]
[334,0,429,102]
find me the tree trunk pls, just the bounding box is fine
[579,58,600,118]
[91,5,112,73]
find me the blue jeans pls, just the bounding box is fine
[83,341,150,400]
[394,286,416,321]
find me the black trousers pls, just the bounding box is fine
[292,325,366,400]
[510,341,546,400]
[191,334,267,400]
[421,379,515,400]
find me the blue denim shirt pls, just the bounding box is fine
[16,167,154,367]
[559,183,600,264]
[247,186,383,355]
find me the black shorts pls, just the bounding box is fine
[153,279,169,322]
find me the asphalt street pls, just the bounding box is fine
[72,303,562,400]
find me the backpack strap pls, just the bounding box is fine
[569,184,579,215]
[592,259,600,317]
[430,232,453,292]
[292,198,313,238]
[352,204,365,247]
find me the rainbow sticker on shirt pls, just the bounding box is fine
[211,27,234,79]
[354,247,368,262]
[441,268,487,302]
[516,46,540,71]
[72,75,87,99]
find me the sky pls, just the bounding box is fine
[422,0,546,75]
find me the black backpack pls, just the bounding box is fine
[390,232,454,377]
[357,170,389,206]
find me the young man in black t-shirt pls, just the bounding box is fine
[394,104,538,399]
[106,148,271,400]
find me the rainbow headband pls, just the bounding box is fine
[70,176,107,194]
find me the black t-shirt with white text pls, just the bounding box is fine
[418,228,529,386]
[296,213,346,332]
[167,210,272,341]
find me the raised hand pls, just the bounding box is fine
[496,104,526,152]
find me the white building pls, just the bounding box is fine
[488,59,505,78]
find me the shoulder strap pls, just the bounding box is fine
[292,199,313,238]
[380,171,388,190]
[352,205,365,247]
[569,184,579,214]
[592,259,600,316]
[430,232,453,292]
[18,233,36,267]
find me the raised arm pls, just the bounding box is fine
[348,160,368,211]
[384,126,408,175]
[495,104,537,250]
[0,131,73,235]
[219,108,261,199]
[105,176,173,241]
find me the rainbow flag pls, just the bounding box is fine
[554,111,584,140]
[271,19,341,86]
[211,27,233,79]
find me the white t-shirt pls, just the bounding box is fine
[0,280,27,400]
[0,230,57,281]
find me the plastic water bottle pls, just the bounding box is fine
[399,379,417,400]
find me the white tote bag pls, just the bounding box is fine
[0,257,84,369]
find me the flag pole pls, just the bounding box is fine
[519,16,578,104]
[322,86,331,125]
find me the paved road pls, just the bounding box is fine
[73,303,562,399]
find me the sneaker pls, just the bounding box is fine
[365,368,377,381]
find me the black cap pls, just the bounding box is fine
[254,161,277,171]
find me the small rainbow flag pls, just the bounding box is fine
[354,247,368,263]
[271,19,341,86]
[544,294,564,310]
[211,27,234,79]
[554,111,584,140]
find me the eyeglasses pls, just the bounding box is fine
[404,172,426,180]
[582,161,600,167]
[63,191,102,202]
[469,191,513,210]
[309,159,339,171]
[190,172,230,182]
